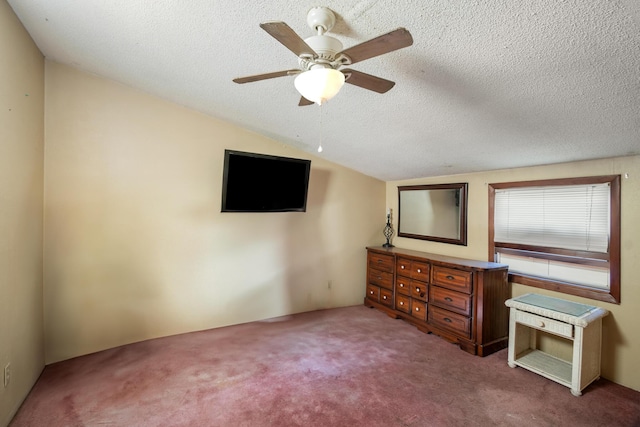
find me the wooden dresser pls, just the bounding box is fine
[365,246,510,356]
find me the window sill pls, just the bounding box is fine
[508,273,619,304]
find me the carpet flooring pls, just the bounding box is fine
[9,305,640,426]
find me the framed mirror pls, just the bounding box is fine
[397,183,468,246]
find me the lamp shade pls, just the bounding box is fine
[294,68,345,105]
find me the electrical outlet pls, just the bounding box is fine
[3,363,10,388]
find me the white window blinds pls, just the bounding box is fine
[494,183,610,253]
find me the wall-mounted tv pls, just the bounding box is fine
[221,150,311,212]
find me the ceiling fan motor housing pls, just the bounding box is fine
[304,35,343,61]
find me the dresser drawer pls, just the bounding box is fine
[368,269,393,290]
[396,258,410,275]
[396,277,412,296]
[411,300,427,321]
[368,253,394,273]
[429,306,471,338]
[366,284,380,302]
[380,287,393,307]
[397,258,430,282]
[410,281,428,302]
[515,310,574,339]
[396,294,411,314]
[432,266,472,294]
[430,286,472,316]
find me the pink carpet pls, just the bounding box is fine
[9,305,640,426]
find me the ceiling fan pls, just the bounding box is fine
[233,7,413,106]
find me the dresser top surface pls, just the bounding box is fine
[367,246,508,271]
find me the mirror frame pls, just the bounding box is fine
[397,183,468,246]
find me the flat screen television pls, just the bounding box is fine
[221,150,311,212]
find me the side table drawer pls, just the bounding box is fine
[515,310,574,339]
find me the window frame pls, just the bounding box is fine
[488,175,621,304]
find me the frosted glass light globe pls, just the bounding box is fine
[294,68,345,105]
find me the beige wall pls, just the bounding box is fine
[43,61,385,364]
[2,9,637,427]
[0,2,45,426]
[387,155,640,391]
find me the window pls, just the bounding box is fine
[488,175,620,303]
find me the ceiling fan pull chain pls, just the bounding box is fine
[317,103,324,153]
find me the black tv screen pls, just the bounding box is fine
[221,150,311,212]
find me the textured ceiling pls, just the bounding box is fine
[8,0,640,181]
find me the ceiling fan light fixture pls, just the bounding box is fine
[294,68,345,105]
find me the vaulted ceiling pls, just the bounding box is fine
[8,0,640,181]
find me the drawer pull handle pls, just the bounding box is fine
[383,296,387,300]
[446,275,455,280]
[444,317,452,323]
[400,301,404,306]
[444,297,453,302]
[377,259,383,263]
[370,290,374,295]
[417,268,421,273]
[377,276,382,280]
[416,287,420,292]
[400,283,404,287]
[415,307,420,312]
[401,265,405,269]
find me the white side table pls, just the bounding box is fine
[505,293,608,396]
